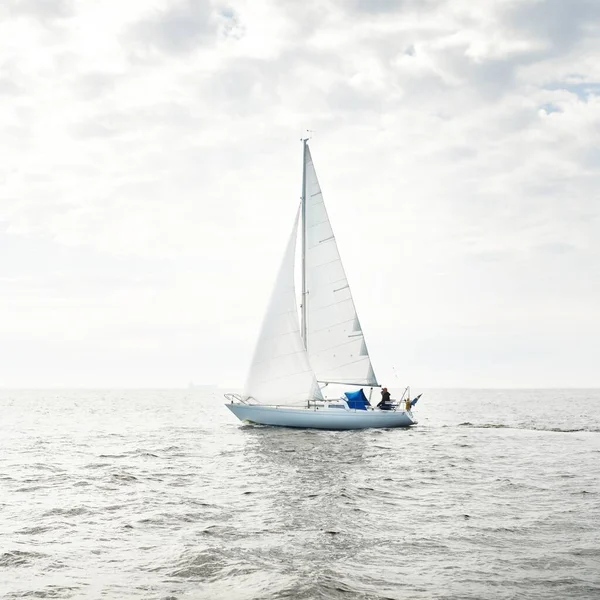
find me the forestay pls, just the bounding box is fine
[303,145,379,387]
[244,209,324,405]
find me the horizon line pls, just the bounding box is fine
[1,385,599,391]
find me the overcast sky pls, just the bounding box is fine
[1,0,599,388]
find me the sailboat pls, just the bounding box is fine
[224,140,417,430]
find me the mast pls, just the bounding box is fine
[300,138,308,348]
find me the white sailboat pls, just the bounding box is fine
[224,140,417,430]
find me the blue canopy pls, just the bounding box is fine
[345,389,370,410]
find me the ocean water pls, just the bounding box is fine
[1,388,599,599]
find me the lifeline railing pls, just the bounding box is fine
[224,392,413,412]
[223,393,255,404]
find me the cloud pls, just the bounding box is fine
[126,0,241,57]
[0,78,23,96]
[0,0,599,386]
[2,0,73,20]
[507,0,595,52]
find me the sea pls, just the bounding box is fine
[1,388,599,600]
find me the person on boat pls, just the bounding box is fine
[377,387,392,410]
[405,396,411,411]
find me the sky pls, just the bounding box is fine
[1,0,599,388]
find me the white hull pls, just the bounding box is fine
[225,403,417,430]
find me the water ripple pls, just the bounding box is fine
[1,388,599,599]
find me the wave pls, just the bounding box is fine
[16,525,53,535]
[0,550,48,567]
[42,506,89,517]
[458,422,600,433]
[458,422,509,429]
[168,549,228,580]
[110,472,138,482]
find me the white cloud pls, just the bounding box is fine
[1,0,599,387]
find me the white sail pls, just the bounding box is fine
[244,208,324,405]
[303,145,379,387]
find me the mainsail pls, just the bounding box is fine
[303,144,379,387]
[244,209,324,405]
